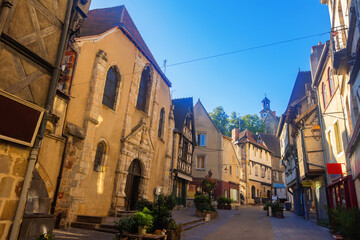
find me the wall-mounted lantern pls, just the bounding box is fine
[311,124,321,141]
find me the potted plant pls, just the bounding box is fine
[327,206,360,240]
[133,208,153,235]
[217,196,232,210]
[115,217,137,239]
[270,202,284,218]
[168,220,184,240]
[263,202,272,216]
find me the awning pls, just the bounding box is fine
[177,172,193,182]
[273,183,285,188]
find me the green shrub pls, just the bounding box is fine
[194,194,209,205]
[327,206,360,239]
[217,196,226,205]
[263,202,272,211]
[225,197,233,205]
[217,196,232,205]
[150,194,176,232]
[136,198,153,211]
[271,202,284,213]
[115,217,137,235]
[133,209,153,228]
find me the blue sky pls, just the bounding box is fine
[90,0,330,117]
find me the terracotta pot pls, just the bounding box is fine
[332,234,344,240]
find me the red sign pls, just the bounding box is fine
[327,163,343,174]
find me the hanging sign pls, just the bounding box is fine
[326,163,343,174]
[302,180,314,187]
[0,90,44,147]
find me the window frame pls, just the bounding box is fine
[136,65,152,113]
[196,133,206,146]
[94,141,107,172]
[102,66,120,110]
[158,108,165,139]
[196,155,206,170]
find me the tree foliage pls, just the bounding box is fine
[209,106,265,136]
[209,106,229,135]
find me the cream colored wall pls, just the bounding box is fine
[221,137,241,184]
[66,28,172,215]
[318,60,347,170]
[192,102,222,180]
[147,76,172,201]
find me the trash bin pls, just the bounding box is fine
[284,201,291,211]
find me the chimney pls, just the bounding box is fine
[232,128,239,141]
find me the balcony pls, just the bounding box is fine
[330,26,349,75]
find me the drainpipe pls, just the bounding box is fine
[9,1,73,239]
[170,129,178,194]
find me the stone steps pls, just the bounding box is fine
[182,218,206,231]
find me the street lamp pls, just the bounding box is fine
[311,124,321,141]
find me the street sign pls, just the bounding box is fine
[302,180,313,187]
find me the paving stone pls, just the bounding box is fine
[0,177,14,198]
[0,155,12,174]
[0,200,18,221]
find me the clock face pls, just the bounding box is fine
[263,113,266,117]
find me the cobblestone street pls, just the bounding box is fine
[53,206,333,240]
[183,206,332,240]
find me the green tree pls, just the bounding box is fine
[209,106,229,135]
[228,111,240,134]
[240,114,265,134]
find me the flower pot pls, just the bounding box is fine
[138,226,147,235]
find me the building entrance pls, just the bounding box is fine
[125,159,142,210]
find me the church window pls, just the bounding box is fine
[136,65,152,112]
[158,108,165,139]
[102,66,120,110]
[328,68,334,97]
[94,141,106,172]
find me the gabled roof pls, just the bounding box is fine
[236,129,269,151]
[310,41,329,87]
[194,99,222,135]
[172,97,194,131]
[258,133,280,157]
[286,71,312,110]
[80,5,171,87]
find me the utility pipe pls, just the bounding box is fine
[9,0,73,239]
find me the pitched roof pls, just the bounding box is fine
[236,129,269,151]
[286,71,312,110]
[172,97,194,131]
[258,133,280,157]
[310,43,325,81]
[80,5,171,87]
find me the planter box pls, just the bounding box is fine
[272,211,284,218]
[217,204,231,210]
[195,210,218,221]
[166,230,181,240]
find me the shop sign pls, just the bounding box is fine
[0,90,44,147]
[302,180,313,187]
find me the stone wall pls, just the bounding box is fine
[0,141,29,240]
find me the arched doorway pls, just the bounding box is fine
[251,186,255,199]
[267,190,271,198]
[125,159,142,210]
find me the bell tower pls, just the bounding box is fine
[260,95,271,120]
